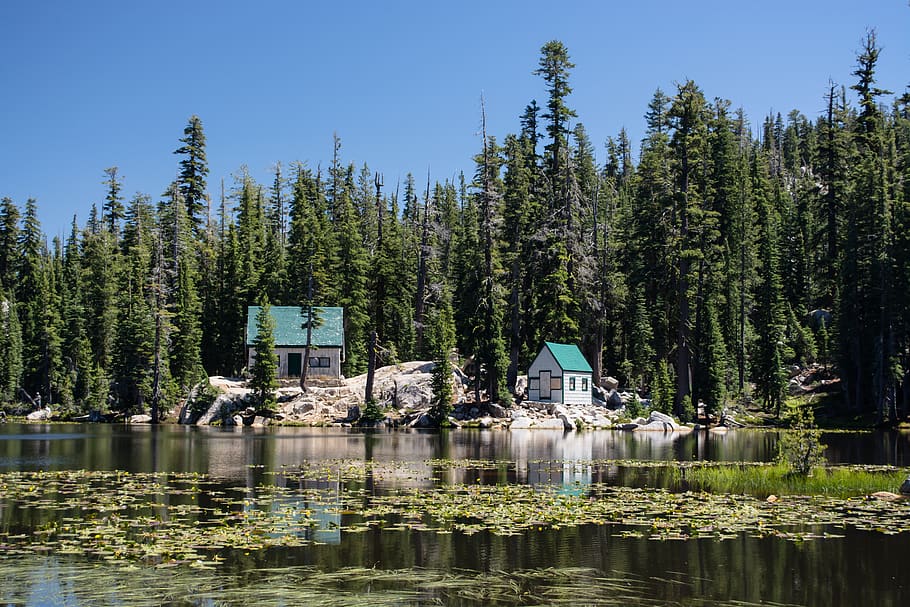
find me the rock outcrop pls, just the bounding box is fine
[186,361,708,432]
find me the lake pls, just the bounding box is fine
[1,424,908,606]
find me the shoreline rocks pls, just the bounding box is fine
[176,363,741,433]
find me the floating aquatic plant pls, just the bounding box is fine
[1,460,908,566]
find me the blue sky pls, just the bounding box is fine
[2,0,909,238]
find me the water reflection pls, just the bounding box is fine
[1,424,909,479]
[1,424,909,606]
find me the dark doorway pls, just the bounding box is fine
[287,352,302,376]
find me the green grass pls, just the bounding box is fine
[683,463,908,498]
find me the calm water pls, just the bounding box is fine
[1,423,908,606]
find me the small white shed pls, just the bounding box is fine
[527,342,593,406]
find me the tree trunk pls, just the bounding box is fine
[506,259,520,392]
[365,330,376,403]
[414,175,430,356]
[300,266,314,393]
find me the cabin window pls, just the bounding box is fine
[569,377,576,391]
[582,378,588,391]
[309,356,331,368]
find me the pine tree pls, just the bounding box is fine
[428,301,456,423]
[174,115,209,233]
[102,167,125,239]
[0,293,22,403]
[59,218,93,410]
[81,205,118,379]
[751,153,787,415]
[334,165,370,376]
[535,40,576,189]
[249,299,278,410]
[112,195,156,412]
[17,199,49,402]
[0,198,19,293]
[668,80,709,415]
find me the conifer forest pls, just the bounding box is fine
[1,35,909,425]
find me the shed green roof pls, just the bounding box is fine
[246,306,344,347]
[544,342,593,373]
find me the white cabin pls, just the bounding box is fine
[527,342,593,406]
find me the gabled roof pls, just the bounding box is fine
[544,342,593,373]
[246,306,344,347]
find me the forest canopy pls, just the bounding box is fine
[1,33,908,423]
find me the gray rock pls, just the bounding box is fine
[788,379,806,395]
[193,394,242,425]
[638,420,673,431]
[514,375,528,397]
[292,401,316,415]
[345,405,361,422]
[26,407,52,421]
[509,417,533,430]
[554,405,575,431]
[590,416,611,428]
[251,416,269,427]
[486,402,509,418]
[647,411,678,429]
[900,477,910,495]
[477,416,494,429]
[601,376,620,391]
[408,413,434,428]
[129,414,152,424]
[619,423,639,431]
[392,377,434,410]
[606,390,623,408]
[536,418,568,430]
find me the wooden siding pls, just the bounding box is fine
[527,345,591,405]
[247,346,342,378]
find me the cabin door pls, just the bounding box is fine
[287,352,302,377]
[540,370,551,400]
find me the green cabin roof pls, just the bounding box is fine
[246,306,344,347]
[544,342,593,373]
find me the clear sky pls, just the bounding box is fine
[2,0,909,238]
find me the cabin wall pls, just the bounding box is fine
[528,348,561,402]
[562,372,592,405]
[247,346,342,378]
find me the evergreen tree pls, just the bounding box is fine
[535,40,576,189]
[249,299,278,410]
[112,195,156,412]
[334,165,370,376]
[59,217,93,410]
[0,198,19,293]
[668,80,709,414]
[174,115,209,233]
[0,293,22,403]
[751,154,787,415]
[428,300,456,423]
[102,167,125,238]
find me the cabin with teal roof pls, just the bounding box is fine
[527,342,593,405]
[246,306,345,378]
